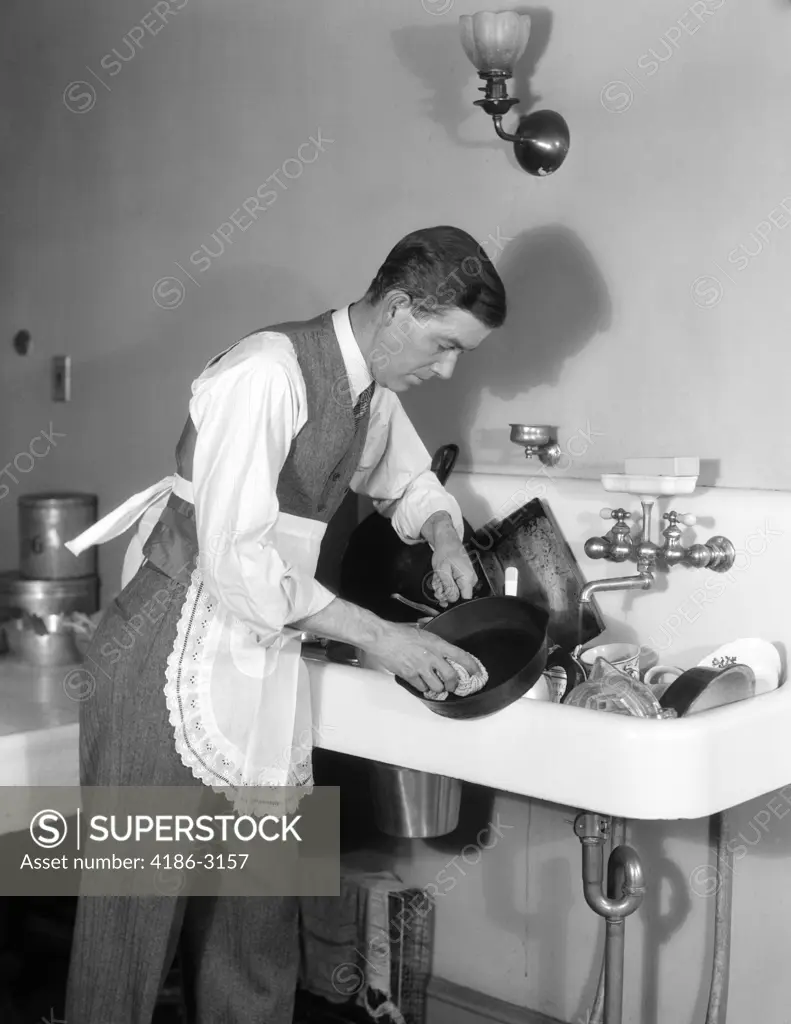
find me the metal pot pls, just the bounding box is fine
[0,571,99,617]
[659,663,757,716]
[369,761,462,838]
[19,492,97,579]
[4,619,82,666]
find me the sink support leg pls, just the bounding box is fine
[574,813,646,1024]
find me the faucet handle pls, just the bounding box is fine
[664,510,696,527]
[585,536,611,559]
[600,507,631,523]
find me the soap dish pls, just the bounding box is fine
[601,474,698,496]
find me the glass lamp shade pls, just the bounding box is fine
[459,11,531,74]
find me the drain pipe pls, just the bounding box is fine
[574,813,646,1024]
[588,818,626,1024]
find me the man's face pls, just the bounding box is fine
[371,299,491,392]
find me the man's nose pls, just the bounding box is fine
[431,350,458,380]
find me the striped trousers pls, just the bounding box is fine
[65,563,299,1024]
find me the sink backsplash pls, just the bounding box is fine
[446,471,787,671]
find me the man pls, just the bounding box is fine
[64,225,506,1022]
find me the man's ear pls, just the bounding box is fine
[382,290,411,324]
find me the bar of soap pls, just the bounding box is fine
[624,457,699,476]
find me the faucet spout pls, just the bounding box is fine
[579,572,653,605]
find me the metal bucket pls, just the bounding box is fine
[369,761,462,838]
[18,492,97,579]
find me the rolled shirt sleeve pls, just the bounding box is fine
[190,338,335,641]
[350,388,465,545]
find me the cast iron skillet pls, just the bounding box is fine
[394,595,583,720]
[339,444,489,623]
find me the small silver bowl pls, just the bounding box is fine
[509,424,562,466]
[509,424,555,447]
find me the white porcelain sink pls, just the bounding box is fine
[305,657,791,819]
[316,467,790,821]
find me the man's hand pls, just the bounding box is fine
[364,622,481,695]
[421,512,477,608]
[293,591,480,695]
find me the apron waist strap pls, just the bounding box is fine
[142,493,198,587]
[64,474,194,556]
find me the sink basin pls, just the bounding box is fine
[304,657,791,820]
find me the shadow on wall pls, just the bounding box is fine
[407,224,612,466]
[423,786,535,944]
[618,823,696,1024]
[529,855,576,1018]
[391,7,555,173]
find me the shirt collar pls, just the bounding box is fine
[332,306,373,404]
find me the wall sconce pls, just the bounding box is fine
[459,11,570,176]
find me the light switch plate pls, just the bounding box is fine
[52,355,71,402]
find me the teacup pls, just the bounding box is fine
[642,664,683,698]
[576,643,645,680]
[523,674,552,701]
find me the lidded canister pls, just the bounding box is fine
[18,492,98,579]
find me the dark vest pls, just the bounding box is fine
[142,311,371,585]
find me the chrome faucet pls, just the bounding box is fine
[658,509,692,566]
[581,504,658,604]
[579,572,653,605]
[659,511,734,572]
[581,502,735,604]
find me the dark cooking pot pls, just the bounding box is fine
[340,444,489,623]
[659,663,756,717]
[395,595,583,720]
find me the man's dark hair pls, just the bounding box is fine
[365,226,506,329]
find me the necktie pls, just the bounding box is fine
[354,382,376,420]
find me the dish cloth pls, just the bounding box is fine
[424,654,488,701]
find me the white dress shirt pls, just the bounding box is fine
[187,305,464,638]
[63,306,466,805]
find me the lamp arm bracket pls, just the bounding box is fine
[491,115,523,143]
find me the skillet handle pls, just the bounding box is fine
[432,444,460,486]
[545,645,585,697]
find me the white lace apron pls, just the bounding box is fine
[66,476,322,815]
